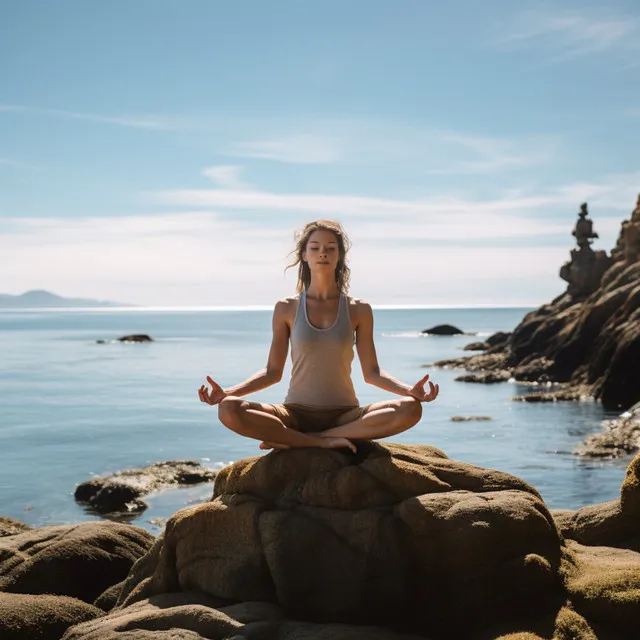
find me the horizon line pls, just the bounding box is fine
[0,303,537,312]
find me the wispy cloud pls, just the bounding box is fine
[231,134,344,164]
[201,165,251,190]
[502,8,640,60]
[152,170,640,222]
[425,132,554,175]
[0,104,177,130]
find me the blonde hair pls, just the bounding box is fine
[286,219,352,294]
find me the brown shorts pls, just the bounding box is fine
[269,403,371,434]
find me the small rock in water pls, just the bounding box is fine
[75,460,218,515]
[422,324,465,336]
[450,416,494,422]
[118,334,153,342]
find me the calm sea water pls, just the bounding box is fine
[0,306,627,533]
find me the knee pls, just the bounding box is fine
[400,397,422,427]
[218,396,244,429]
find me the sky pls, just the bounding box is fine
[1,0,639,307]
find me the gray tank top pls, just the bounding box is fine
[284,289,359,408]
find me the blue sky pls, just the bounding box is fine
[1,0,639,306]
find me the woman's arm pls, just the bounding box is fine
[354,301,440,402]
[202,300,291,402]
[354,301,413,396]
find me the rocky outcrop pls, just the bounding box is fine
[434,196,640,411]
[574,402,640,458]
[0,522,154,603]
[6,444,640,638]
[0,516,30,537]
[0,522,154,639]
[114,443,564,638]
[75,460,217,514]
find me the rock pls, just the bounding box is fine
[61,595,431,640]
[432,352,509,372]
[75,481,147,514]
[117,334,153,342]
[450,416,493,422]
[0,592,103,640]
[115,443,563,638]
[512,356,555,382]
[10,446,640,638]
[421,324,464,336]
[432,197,640,411]
[574,402,640,458]
[93,580,126,612]
[550,450,640,548]
[455,371,511,383]
[514,385,593,403]
[0,516,30,537]
[463,341,489,351]
[463,332,512,353]
[486,331,512,348]
[562,540,640,637]
[0,522,154,604]
[75,460,218,514]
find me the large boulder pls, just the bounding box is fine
[115,442,563,638]
[0,592,103,640]
[0,522,154,604]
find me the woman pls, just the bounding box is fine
[198,219,439,452]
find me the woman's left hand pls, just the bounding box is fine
[408,374,439,403]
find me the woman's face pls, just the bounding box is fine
[303,229,340,273]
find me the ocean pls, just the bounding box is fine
[0,306,627,533]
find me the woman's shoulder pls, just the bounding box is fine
[346,295,373,319]
[273,296,300,321]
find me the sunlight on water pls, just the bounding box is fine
[0,306,626,532]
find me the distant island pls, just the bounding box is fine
[0,290,132,308]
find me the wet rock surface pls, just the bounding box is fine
[75,460,218,514]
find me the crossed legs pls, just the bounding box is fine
[217,396,423,451]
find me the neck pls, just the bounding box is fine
[306,273,340,300]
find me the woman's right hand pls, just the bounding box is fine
[198,376,227,406]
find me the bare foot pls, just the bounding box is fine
[259,441,290,450]
[320,437,357,453]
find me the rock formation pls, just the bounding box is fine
[74,460,217,514]
[434,195,640,412]
[574,402,640,458]
[4,444,640,638]
[559,203,612,300]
